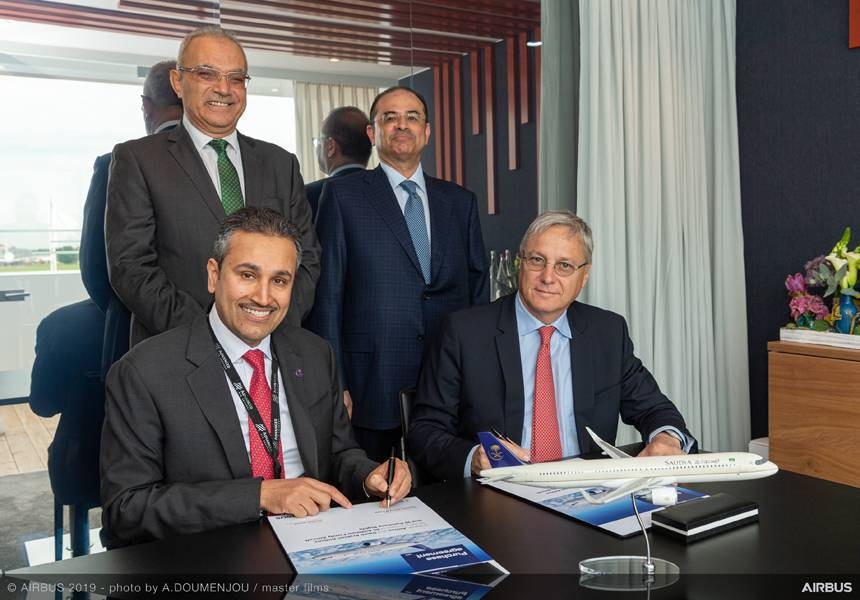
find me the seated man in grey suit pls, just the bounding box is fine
[408,211,696,481]
[100,207,411,548]
[305,106,371,221]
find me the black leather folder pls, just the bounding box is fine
[651,493,759,542]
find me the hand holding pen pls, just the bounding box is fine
[364,449,412,506]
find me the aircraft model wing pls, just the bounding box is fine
[580,477,656,505]
[585,426,632,459]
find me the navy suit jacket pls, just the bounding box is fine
[29,300,105,506]
[307,166,488,429]
[304,165,366,221]
[80,153,132,379]
[408,294,696,480]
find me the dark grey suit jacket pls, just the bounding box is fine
[100,314,376,548]
[105,124,320,346]
[408,294,696,480]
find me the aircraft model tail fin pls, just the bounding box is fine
[585,426,632,459]
[478,431,526,467]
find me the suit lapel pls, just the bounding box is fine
[425,174,454,283]
[185,317,251,479]
[238,132,262,206]
[272,332,319,478]
[365,167,425,279]
[167,125,224,220]
[568,302,595,451]
[495,296,526,443]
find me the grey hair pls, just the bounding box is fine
[177,26,246,69]
[143,60,181,108]
[519,210,594,263]
[212,207,303,270]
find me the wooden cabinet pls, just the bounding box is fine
[768,341,860,488]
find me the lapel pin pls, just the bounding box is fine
[294,368,304,378]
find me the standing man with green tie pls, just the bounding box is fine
[106,26,319,346]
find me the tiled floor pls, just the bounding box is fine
[0,404,58,476]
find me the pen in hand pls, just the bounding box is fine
[386,447,396,508]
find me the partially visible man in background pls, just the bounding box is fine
[105,26,319,346]
[80,60,182,377]
[305,106,372,220]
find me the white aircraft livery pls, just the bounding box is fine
[478,427,778,505]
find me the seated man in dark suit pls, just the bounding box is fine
[29,299,106,556]
[305,106,371,221]
[408,211,696,481]
[100,207,410,548]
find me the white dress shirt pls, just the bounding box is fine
[183,115,247,200]
[208,308,304,478]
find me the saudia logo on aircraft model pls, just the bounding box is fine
[488,444,504,462]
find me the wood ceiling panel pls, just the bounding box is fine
[2,0,540,68]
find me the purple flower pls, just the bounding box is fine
[805,255,834,288]
[785,272,807,295]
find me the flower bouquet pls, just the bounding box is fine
[784,227,860,336]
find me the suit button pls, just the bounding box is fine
[422,294,430,301]
[417,335,424,342]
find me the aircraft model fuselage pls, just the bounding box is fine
[480,452,778,489]
[478,428,778,504]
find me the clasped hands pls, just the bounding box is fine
[259,458,412,517]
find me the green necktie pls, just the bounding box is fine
[208,138,244,215]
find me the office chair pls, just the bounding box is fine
[399,387,433,488]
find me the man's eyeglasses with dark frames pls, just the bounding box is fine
[520,254,589,277]
[177,65,251,88]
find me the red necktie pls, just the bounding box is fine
[243,349,283,479]
[531,326,562,463]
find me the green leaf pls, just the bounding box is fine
[812,319,831,331]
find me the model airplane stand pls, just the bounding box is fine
[578,493,679,591]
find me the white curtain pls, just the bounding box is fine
[572,0,749,451]
[293,81,381,184]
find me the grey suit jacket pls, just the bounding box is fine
[105,124,320,346]
[100,314,376,548]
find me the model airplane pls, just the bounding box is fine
[478,428,778,505]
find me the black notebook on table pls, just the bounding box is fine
[651,492,759,542]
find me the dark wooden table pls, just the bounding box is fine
[5,470,859,599]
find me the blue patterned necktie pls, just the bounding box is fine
[208,138,244,215]
[400,180,431,283]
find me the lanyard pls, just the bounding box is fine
[209,325,282,479]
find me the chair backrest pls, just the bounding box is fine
[399,387,424,488]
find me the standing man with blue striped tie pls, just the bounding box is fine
[307,86,489,463]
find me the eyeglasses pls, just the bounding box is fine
[177,65,251,88]
[312,135,326,150]
[520,254,590,277]
[376,111,425,126]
